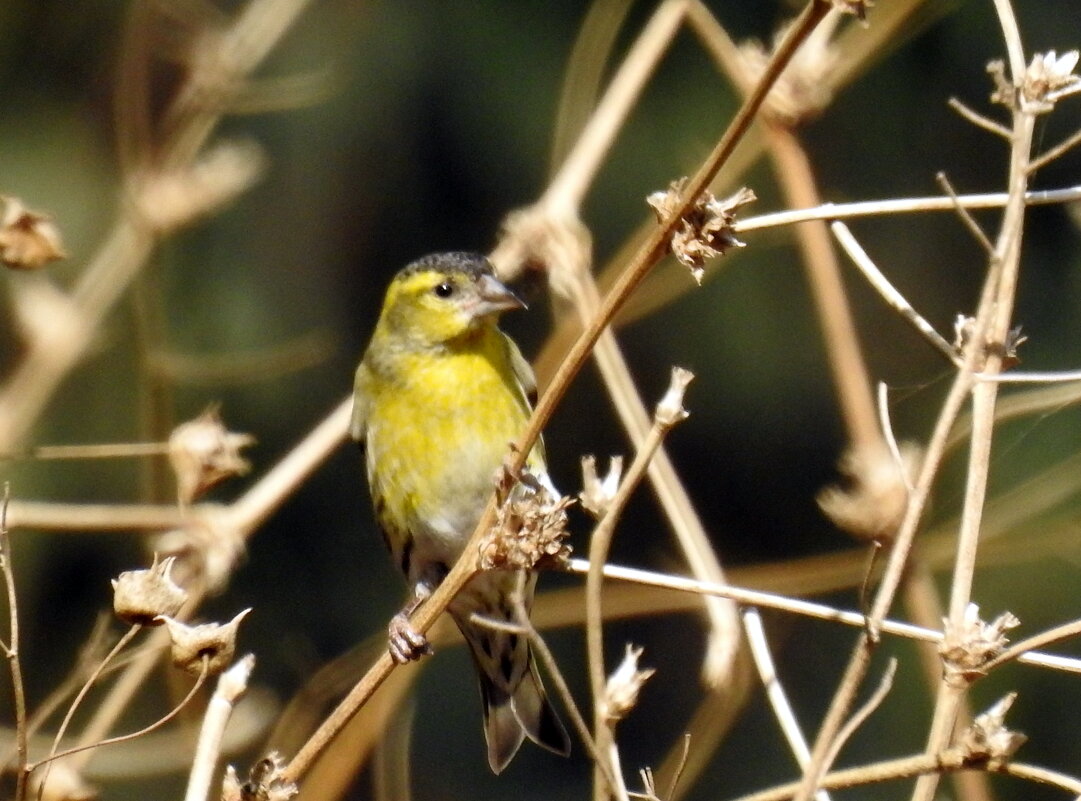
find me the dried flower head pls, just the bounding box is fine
[958,693,1027,762]
[112,554,188,625]
[9,279,85,359]
[990,50,1081,113]
[159,608,251,676]
[480,481,573,571]
[580,455,623,519]
[1022,50,1081,111]
[169,406,255,503]
[953,315,1027,369]
[154,509,247,594]
[737,16,841,124]
[222,753,297,801]
[28,764,96,801]
[600,644,656,725]
[655,366,694,427]
[817,443,921,542]
[939,603,1019,686]
[0,196,66,270]
[133,140,265,233]
[647,180,755,284]
[491,203,592,300]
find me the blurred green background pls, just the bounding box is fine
[2,1,1081,799]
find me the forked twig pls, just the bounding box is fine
[820,659,896,773]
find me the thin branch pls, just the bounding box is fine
[586,369,690,799]
[0,487,28,801]
[913,4,1036,797]
[223,397,351,537]
[1028,124,1081,173]
[734,185,1081,233]
[876,384,911,493]
[935,172,996,256]
[948,97,1013,139]
[983,618,1081,673]
[35,624,143,792]
[542,0,689,215]
[976,369,1081,383]
[731,752,1081,801]
[0,442,170,461]
[830,221,959,364]
[562,558,1081,673]
[29,658,208,772]
[821,659,896,772]
[742,609,831,801]
[64,620,175,770]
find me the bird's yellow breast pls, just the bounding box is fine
[361,328,536,559]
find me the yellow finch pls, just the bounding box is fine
[350,252,571,772]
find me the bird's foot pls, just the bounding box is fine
[388,613,433,664]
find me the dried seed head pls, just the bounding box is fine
[154,508,247,594]
[9,279,84,356]
[132,140,265,233]
[222,753,297,801]
[600,644,656,725]
[112,555,188,625]
[737,16,841,124]
[0,196,66,270]
[28,764,96,801]
[990,50,1081,113]
[958,693,1027,762]
[1022,50,1081,111]
[481,480,573,571]
[647,180,755,284]
[951,314,1026,368]
[491,204,592,300]
[817,443,920,542]
[169,406,255,503]
[159,608,251,676]
[939,603,1020,686]
[655,367,694,426]
[580,455,623,519]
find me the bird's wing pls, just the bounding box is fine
[349,362,372,442]
[504,334,537,406]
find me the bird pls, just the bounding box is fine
[350,251,571,773]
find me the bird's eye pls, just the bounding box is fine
[433,282,456,298]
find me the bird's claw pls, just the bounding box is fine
[388,613,433,664]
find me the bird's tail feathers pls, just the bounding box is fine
[453,584,571,773]
[478,650,571,773]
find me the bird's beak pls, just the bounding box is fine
[472,273,527,317]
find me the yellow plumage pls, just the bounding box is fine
[351,252,570,773]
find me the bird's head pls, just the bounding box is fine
[377,252,525,347]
